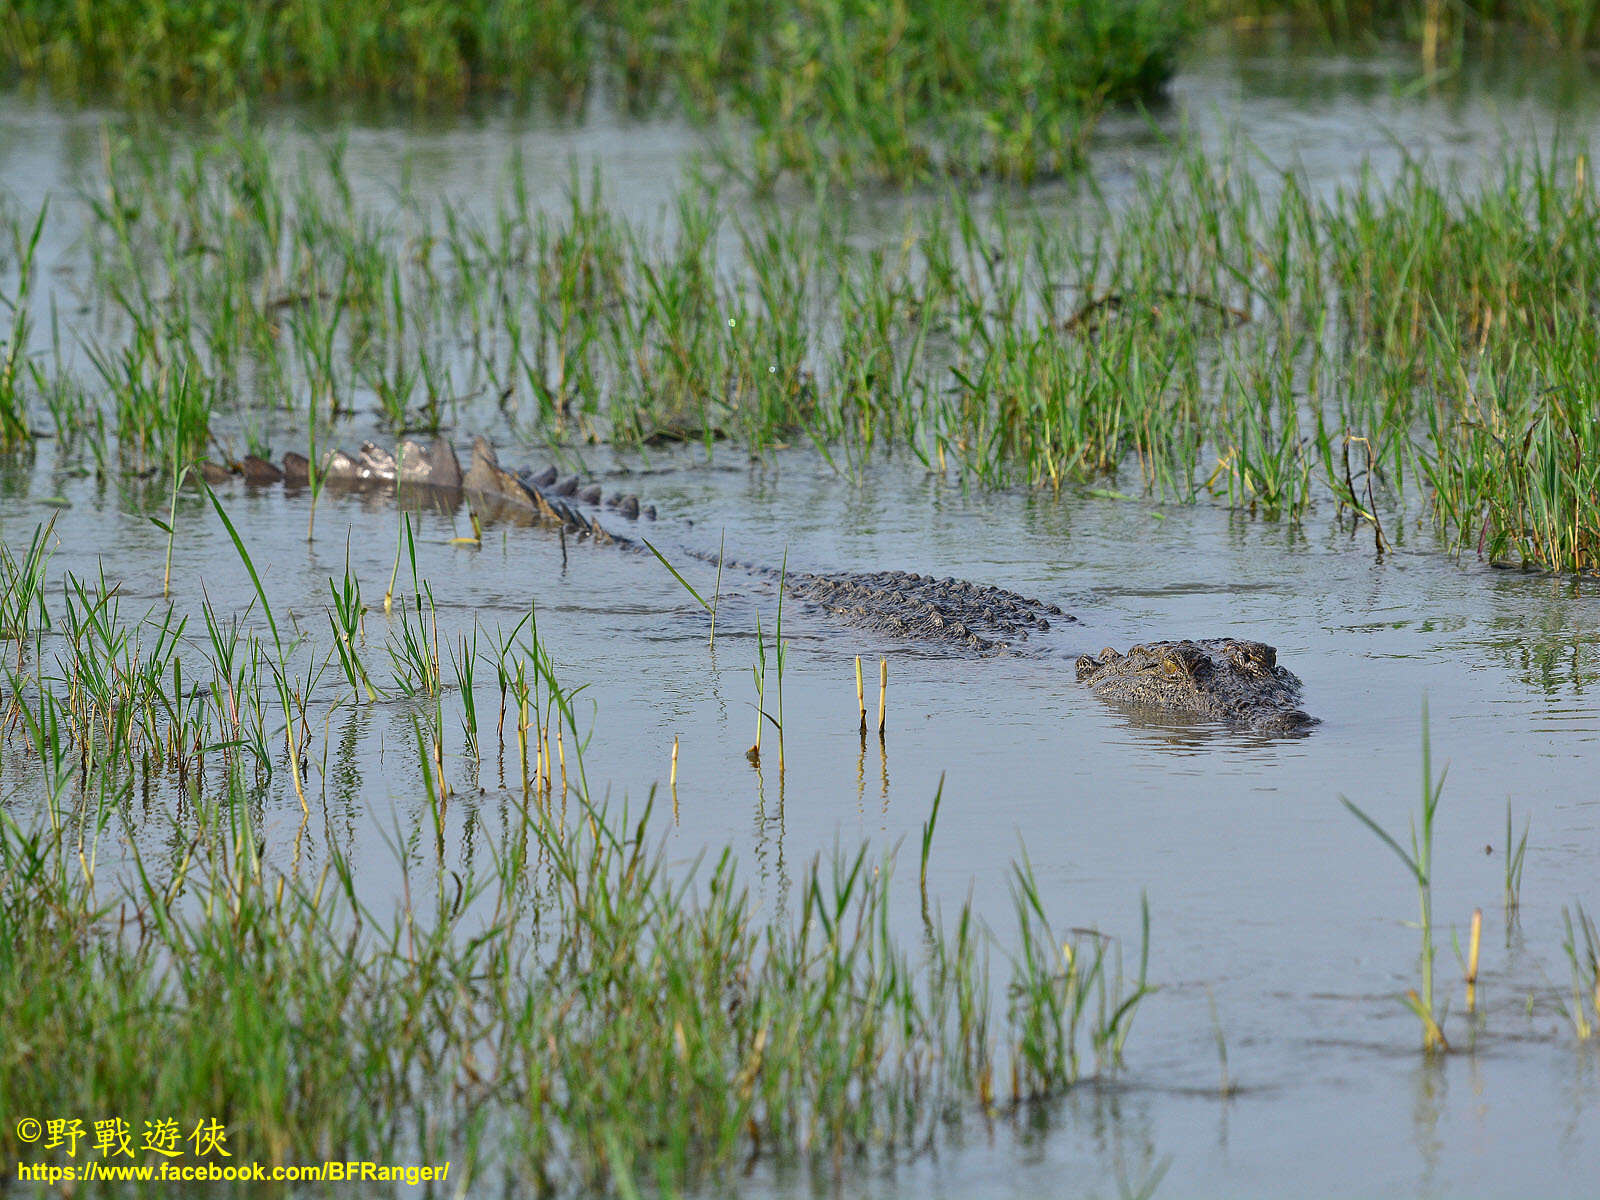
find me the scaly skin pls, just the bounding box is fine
[1074,639,1314,732]
[213,437,1316,733]
[783,570,1070,651]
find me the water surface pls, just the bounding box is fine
[2,36,1599,1200]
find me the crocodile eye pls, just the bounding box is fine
[1228,642,1276,672]
[1161,655,1185,677]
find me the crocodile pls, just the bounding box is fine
[206,436,1315,733]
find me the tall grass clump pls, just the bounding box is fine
[0,789,1149,1191]
[0,534,1157,1190]
[734,0,1187,184]
[2,0,1186,184]
[1325,151,1600,572]
[25,122,1600,576]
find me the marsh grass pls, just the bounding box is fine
[9,126,1600,573]
[749,608,771,764]
[1505,801,1530,915]
[0,199,46,448]
[328,558,378,703]
[2,0,1183,186]
[920,774,944,901]
[1224,0,1600,53]
[0,789,1151,1191]
[0,515,53,656]
[1342,705,1449,1052]
[0,510,1157,1192]
[388,584,444,698]
[449,622,483,763]
[150,451,196,598]
[205,485,312,812]
[1007,860,1152,1095]
[1559,904,1600,1039]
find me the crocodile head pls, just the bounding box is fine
[1074,638,1314,733]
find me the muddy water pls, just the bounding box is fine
[4,38,1600,1200]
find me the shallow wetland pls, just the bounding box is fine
[2,26,1600,1199]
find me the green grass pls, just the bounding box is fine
[1,0,1185,186]
[0,514,52,655]
[0,199,46,448]
[7,109,1600,1180]
[9,125,1600,573]
[0,788,1148,1192]
[1342,703,1450,1052]
[1505,802,1530,914]
[1222,0,1600,53]
[1559,904,1600,1039]
[0,500,1155,1192]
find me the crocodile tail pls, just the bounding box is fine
[241,455,283,484]
[390,437,463,489]
[428,436,462,489]
[463,437,523,502]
